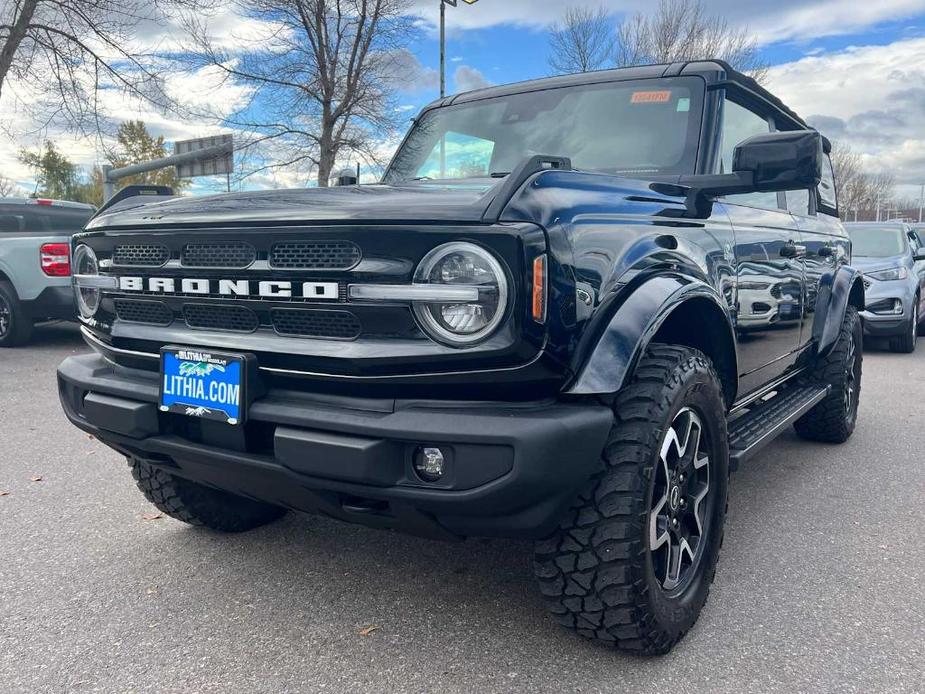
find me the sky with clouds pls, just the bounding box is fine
[4,0,925,197]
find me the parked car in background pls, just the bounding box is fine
[846,221,925,352]
[0,198,95,347]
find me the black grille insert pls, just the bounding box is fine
[270,240,361,270]
[182,242,256,268]
[113,244,170,267]
[114,299,174,326]
[271,308,362,339]
[183,304,259,333]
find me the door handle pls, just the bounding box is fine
[780,242,807,259]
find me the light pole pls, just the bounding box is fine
[440,0,479,98]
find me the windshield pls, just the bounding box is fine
[848,226,907,257]
[385,77,704,184]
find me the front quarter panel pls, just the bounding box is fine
[813,265,865,355]
[498,170,739,398]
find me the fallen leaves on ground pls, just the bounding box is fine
[145,586,158,595]
[358,625,380,637]
[29,476,42,482]
[142,512,163,521]
[0,491,9,496]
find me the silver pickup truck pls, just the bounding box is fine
[0,198,95,347]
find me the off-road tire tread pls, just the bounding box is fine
[130,458,286,532]
[794,306,862,443]
[533,344,728,655]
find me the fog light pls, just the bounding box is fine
[868,298,903,315]
[414,447,446,482]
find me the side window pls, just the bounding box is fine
[0,214,24,233]
[786,189,811,216]
[818,155,837,214]
[720,100,780,210]
[908,231,921,253]
[416,132,495,180]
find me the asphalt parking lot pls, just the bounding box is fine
[1,323,923,694]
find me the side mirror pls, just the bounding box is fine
[677,130,824,208]
[733,130,823,193]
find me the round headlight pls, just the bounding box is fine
[412,242,509,346]
[73,244,101,318]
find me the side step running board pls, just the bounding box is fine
[728,384,831,470]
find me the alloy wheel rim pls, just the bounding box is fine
[649,407,713,593]
[0,295,10,337]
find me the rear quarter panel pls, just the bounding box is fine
[0,232,72,300]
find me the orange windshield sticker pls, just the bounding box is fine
[631,90,673,104]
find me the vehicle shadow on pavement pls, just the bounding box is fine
[29,321,85,347]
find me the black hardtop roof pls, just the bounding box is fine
[425,60,807,128]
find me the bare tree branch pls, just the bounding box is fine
[547,4,614,75]
[183,0,416,187]
[614,0,768,84]
[0,0,217,139]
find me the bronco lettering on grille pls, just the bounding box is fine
[117,277,340,300]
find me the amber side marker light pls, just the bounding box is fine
[532,254,547,323]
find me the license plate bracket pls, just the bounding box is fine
[159,347,252,425]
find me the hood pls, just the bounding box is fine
[851,254,908,274]
[85,182,499,230]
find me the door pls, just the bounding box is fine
[785,186,847,352]
[718,100,805,395]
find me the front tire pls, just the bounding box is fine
[533,345,729,655]
[0,281,33,347]
[794,306,862,443]
[130,458,287,532]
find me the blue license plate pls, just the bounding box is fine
[160,348,245,425]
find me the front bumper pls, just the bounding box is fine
[57,353,613,540]
[860,279,915,337]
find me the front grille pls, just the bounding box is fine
[113,244,170,267]
[183,304,259,332]
[270,241,361,270]
[182,242,256,268]
[752,302,772,314]
[114,299,173,326]
[271,308,362,339]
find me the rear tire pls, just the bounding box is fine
[0,281,33,348]
[533,344,729,655]
[794,306,862,443]
[130,458,287,532]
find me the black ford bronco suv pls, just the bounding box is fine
[58,61,864,654]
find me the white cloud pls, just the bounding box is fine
[386,49,440,92]
[766,37,925,189]
[0,62,253,191]
[408,0,925,46]
[454,65,492,93]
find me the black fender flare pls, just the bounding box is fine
[812,265,865,357]
[566,273,738,400]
